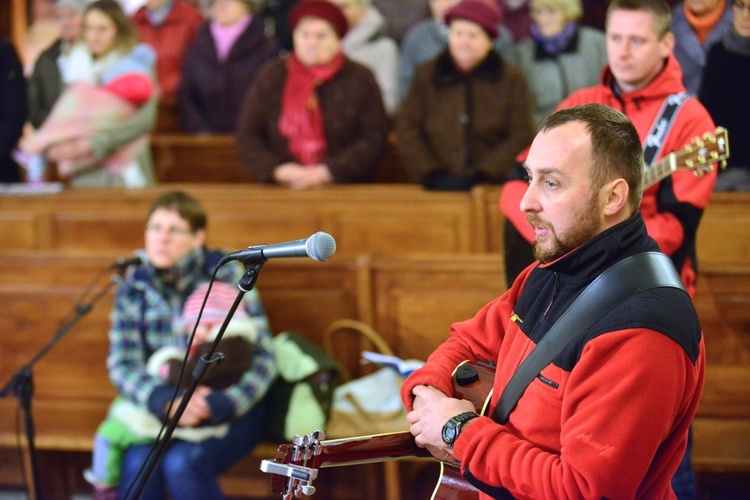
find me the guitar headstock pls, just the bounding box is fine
[676,127,730,177]
[260,430,325,499]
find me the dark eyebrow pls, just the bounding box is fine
[524,164,563,176]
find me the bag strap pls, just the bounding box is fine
[324,319,394,382]
[491,252,684,424]
[642,92,688,167]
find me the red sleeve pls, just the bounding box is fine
[454,330,704,498]
[641,100,717,257]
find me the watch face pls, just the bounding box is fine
[441,423,458,446]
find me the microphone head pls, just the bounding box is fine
[306,232,336,261]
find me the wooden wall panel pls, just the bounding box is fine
[696,194,750,267]
[369,255,506,362]
[0,213,38,250]
[0,185,482,256]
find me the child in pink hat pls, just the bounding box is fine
[85,281,259,497]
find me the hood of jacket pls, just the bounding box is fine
[342,6,390,52]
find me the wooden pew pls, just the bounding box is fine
[0,185,486,256]
[150,135,253,183]
[149,129,409,184]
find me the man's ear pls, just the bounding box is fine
[660,31,675,58]
[602,178,629,216]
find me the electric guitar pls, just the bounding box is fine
[260,361,496,500]
[643,127,729,188]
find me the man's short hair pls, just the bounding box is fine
[148,191,207,233]
[540,103,644,211]
[606,0,672,39]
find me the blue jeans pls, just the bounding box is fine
[672,427,695,500]
[118,402,267,500]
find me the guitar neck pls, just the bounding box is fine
[313,431,431,468]
[643,152,676,189]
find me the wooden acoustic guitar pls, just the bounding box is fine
[260,361,496,500]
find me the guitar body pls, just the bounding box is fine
[261,361,496,499]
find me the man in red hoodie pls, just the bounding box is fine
[498,0,716,496]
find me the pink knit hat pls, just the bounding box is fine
[445,0,503,40]
[182,281,248,330]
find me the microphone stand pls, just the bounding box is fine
[128,261,265,499]
[0,266,125,500]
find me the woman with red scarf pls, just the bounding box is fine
[237,0,389,190]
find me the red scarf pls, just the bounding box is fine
[279,52,345,165]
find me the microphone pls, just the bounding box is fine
[224,232,336,264]
[111,256,143,271]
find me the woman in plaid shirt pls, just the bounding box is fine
[103,190,277,499]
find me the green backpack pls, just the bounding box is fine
[266,332,340,442]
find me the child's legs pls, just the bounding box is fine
[92,417,152,487]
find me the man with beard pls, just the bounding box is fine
[499,2,716,494]
[402,103,705,499]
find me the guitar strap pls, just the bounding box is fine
[642,92,688,167]
[491,252,685,426]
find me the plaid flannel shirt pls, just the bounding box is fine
[107,246,277,421]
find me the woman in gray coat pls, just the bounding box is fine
[515,0,607,128]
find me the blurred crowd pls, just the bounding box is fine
[0,0,747,190]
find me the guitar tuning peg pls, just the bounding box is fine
[300,485,317,496]
[703,132,715,142]
[697,155,706,165]
[694,139,705,148]
[685,159,694,168]
[721,160,728,169]
[710,151,719,159]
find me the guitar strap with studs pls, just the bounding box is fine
[642,92,688,168]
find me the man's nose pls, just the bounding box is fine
[519,183,539,214]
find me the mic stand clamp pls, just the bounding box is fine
[129,262,264,499]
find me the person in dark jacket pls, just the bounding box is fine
[27,0,86,129]
[0,38,27,183]
[395,0,535,190]
[236,0,388,188]
[698,0,750,191]
[178,0,281,133]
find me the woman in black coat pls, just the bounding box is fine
[0,38,27,183]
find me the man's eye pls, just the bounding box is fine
[524,174,532,183]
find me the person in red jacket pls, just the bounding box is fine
[498,1,716,496]
[403,103,705,499]
[501,0,716,299]
[132,0,204,99]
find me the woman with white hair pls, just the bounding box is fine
[514,0,607,127]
